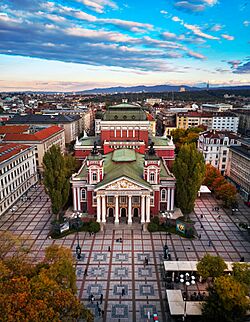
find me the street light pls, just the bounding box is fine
[180,273,196,321]
[75,212,82,260]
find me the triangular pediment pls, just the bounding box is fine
[95,176,151,191]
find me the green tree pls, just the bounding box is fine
[197,254,227,280]
[232,263,250,287]
[173,143,205,217]
[43,145,70,215]
[202,276,250,322]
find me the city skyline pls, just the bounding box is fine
[0,0,250,92]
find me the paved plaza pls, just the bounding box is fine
[0,185,249,321]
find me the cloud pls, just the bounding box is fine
[173,0,218,12]
[162,31,205,44]
[172,16,183,22]
[160,10,168,14]
[209,23,223,32]
[226,59,250,74]
[221,34,234,41]
[76,0,118,13]
[243,20,250,27]
[233,61,250,74]
[184,23,219,40]
[187,50,206,59]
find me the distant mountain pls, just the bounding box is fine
[77,84,201,94]
[77,84,250,94]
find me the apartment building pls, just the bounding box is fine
[177,112,213,130]
[226,139,250,203]
[40,108,93,134]
[212,113,239,133]
[1,125,65,172]
[0,143,38,216]
[202,103,233,113]
[198,130,240,175]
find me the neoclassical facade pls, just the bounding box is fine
[71,104,176,224]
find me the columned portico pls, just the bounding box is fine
[128,195,132,224]
[115,195,119,224]
[97,195,101,223]
[101,195,106,223]
[146,196,151,223]
[141,195,145,223]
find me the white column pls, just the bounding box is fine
[115,195,119,224]
[146,196,151,223]
[127,127,129,137]
[114,127,116,137]
[97,195,101,223]
[141,195,145,223]
[102,195,106,223]
[133,129,135,137]
[128,195,132,224]
[171,188,175,211]
[167,188,171,211]
[73,187,77,211]
[77,187,81,211]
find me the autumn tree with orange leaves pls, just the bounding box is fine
[0,231,93,322]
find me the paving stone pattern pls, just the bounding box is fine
[0,186,249,321]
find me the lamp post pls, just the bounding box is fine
[180,273,196,321]
[75,212,82,260]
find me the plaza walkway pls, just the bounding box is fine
[0,185,249,321]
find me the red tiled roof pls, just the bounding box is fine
[3,126,63,142]
[0,125,29,134]
[0,143,31,163]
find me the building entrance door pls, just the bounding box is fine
[121,208,127,217]
[107,208,114,223]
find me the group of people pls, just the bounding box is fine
[89,294,104,317]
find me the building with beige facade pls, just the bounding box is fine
[0,143,38,216]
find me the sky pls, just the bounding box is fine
[0,0,250,92]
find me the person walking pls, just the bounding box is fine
[121,288,125,296]
[100,293,103,304]
[84,268,88,276]
[101,310,104,318]
[108,246,111,252]
[208,240,212,247]
[98,307,102,316]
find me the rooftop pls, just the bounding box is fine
[75,149,172,186]
[112,149,136,162]
[0,125,29,134]
[200,130,239,140]
[7,114,80,124]
[3,126,63,142]
[0,143,31,163]
[103,103,147,121]
[230,144,250,160]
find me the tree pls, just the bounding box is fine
[173,143,205,217]
[211,176,227,192]
[214,183,237,207]
[43,145,70,215]
[171,127,203,153]
[202,276,250,322]
[203,164,221,188]
[197,254,227,280]
[232,263,250,287]
[0,233,93,322]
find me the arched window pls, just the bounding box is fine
[150,172,155,183]
[81,189,86,200]
[92,172,97,182]
[161,189,166,201]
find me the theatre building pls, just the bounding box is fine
[71,103,176,224]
